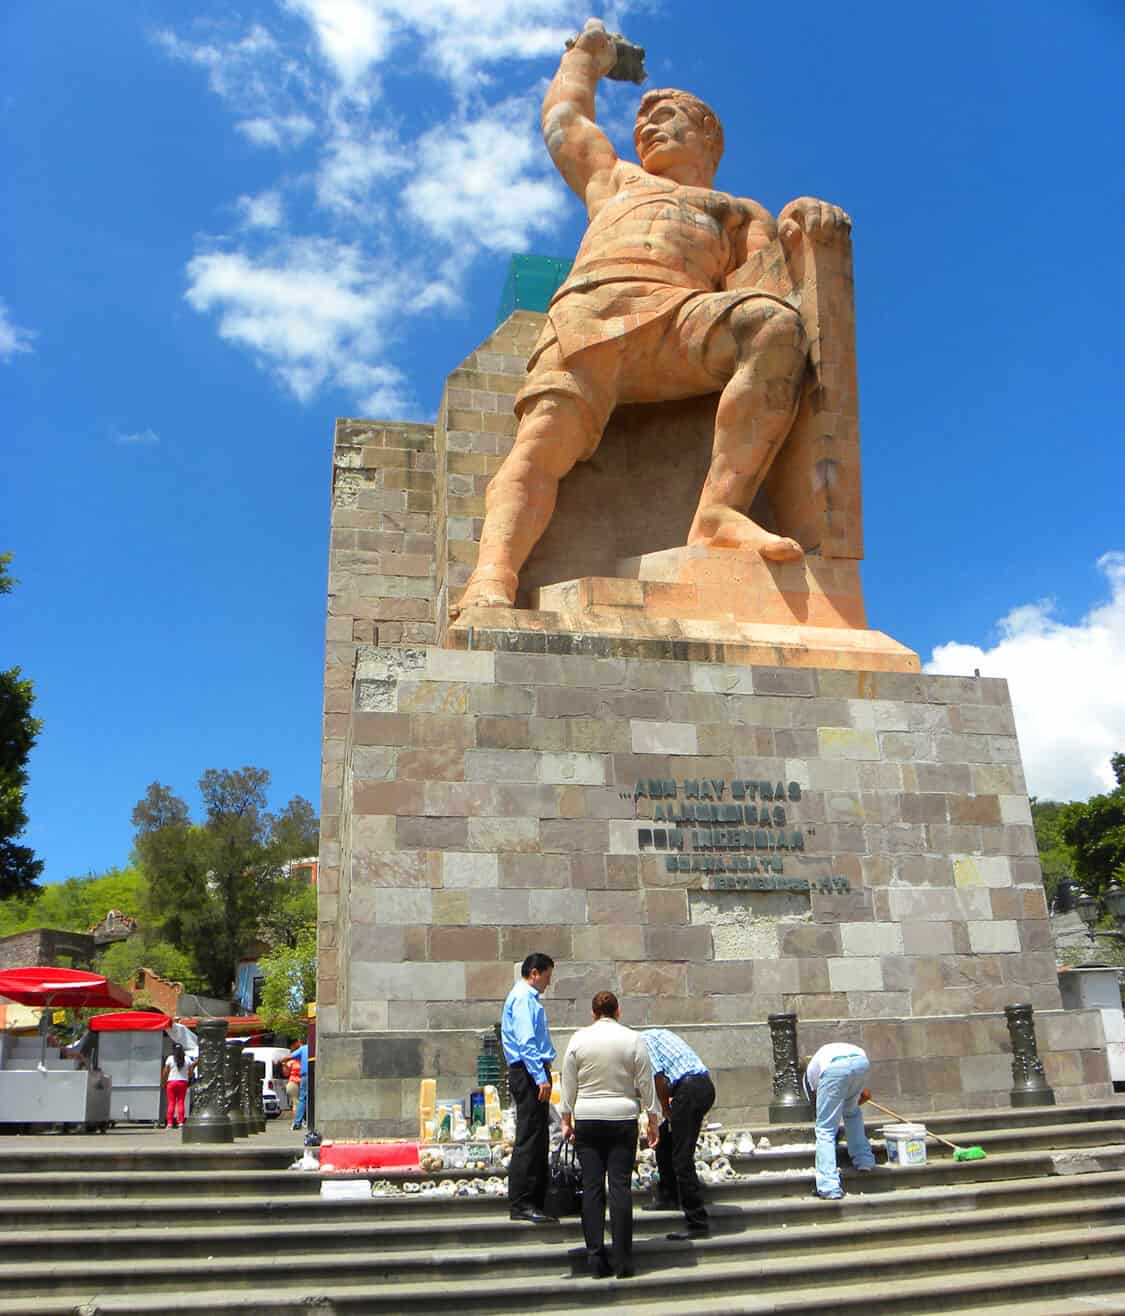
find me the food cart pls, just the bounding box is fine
[0,967,130,1132]
[89,1010,175,1124]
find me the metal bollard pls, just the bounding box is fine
[1005,1002,1056,1107]
[768,1012,814,1123]
[182,1019,234,1144]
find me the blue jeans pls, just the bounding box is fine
[294,1075,308,1127]
[815,1054,874,1194]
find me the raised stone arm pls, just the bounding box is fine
[542,19,620,201]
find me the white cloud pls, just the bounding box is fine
[160,3,644,410]
[115,429,160,445]
[0,300,35,361]
[184,237,410,410]
[157,24,314,150]
[315,122,408,215]
[926,552,1125,801]
[404,99,565,252]
[282,0,393,92]
[236,191,285,229]
[285,0,583,95]
[237,114,316,149]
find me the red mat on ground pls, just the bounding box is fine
[319,1141,420,1171]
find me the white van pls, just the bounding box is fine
[241,1046,293,1117]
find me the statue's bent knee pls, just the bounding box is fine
[731,300,806,355]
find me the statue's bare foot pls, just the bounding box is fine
[450,566,519,620]
[688,507,804,561]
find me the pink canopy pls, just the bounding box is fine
[89,1010,172,1032]
[0,967,132,1009]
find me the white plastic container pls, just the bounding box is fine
[882,1123,927,1166]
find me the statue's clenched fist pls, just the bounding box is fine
[779,197,852,249]
[569,18,619,76]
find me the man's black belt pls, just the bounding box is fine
[669,1070,709,1093]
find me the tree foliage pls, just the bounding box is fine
[1060,753,1125,903]
[0,552,44,897]
[1029,797,1076,903]
[0,866,145,938]
[257,923,316,1040]
[98,935,197,992]
[133,770,318,997]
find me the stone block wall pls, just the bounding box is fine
[325,645,1061,1043]
[317,1008,1109,1139]
[0,928,96,971]
[319,418,438,1032]
[315,313,1110,1140]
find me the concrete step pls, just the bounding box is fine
[2,1142,1121,1206]
[2,1131,1115,1205]
[759,1097,1125,1143]
[0,1224,1123,1308]
[3,1187,1123,1268]
[727,1116,1125,1171]
[4,1165,1124,1235]
[1,1099,1121,1176]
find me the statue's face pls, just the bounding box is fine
[635,99,712,178]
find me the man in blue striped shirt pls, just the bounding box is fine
[642,1027,715,1238]
[501,952,557,1223]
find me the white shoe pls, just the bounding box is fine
[736,1132,755,1155]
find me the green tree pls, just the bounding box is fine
[0,553,44,897]
[133,771,318,997]
[260,880,318,951]
[257,923,316,1040]
[1060,753,1125,903]
[98,936,197,992]
[0,865,146,938]
[1029,797,1076,903]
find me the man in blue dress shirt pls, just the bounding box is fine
[642,1027,715,1238]
[501,952,557,1223]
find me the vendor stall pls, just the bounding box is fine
[89,1010,174,1124]
[0,967,130,1132]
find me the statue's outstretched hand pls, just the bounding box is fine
[779,198,852,250]
[569,18,619,76]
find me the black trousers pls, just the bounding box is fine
[574,1118,637,1268]
[507,1062,549,1212]
[654,1071,715,1228]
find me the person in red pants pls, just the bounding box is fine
[163,1042,195,1129]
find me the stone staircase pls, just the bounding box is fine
[1,1102,1124,1313]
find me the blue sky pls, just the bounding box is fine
[4,1,1124,884]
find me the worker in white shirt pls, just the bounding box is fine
[802,1042,876,1199]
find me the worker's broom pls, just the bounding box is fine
[864,1097,987,1163]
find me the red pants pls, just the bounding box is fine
[166,1080,189,1127]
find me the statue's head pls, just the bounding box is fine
[634,88,724,181]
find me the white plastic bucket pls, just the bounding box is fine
[882,1123,927,1166]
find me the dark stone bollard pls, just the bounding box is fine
[241,1051,261,1134]
[768,1012,814,1122]
[182,1019,234,1144]
[1005,1002,1056,1107]
[225,1043,250,1138]
[252,1059,267,1132]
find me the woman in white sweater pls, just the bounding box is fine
[560,991,660,1279]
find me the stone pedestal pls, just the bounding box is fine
[313,314,1111,1138]
[458,546,920,674]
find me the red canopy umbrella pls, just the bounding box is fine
[0,967,132,1009]
[89,1010,172,1032]
[88,1010,172,1031]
